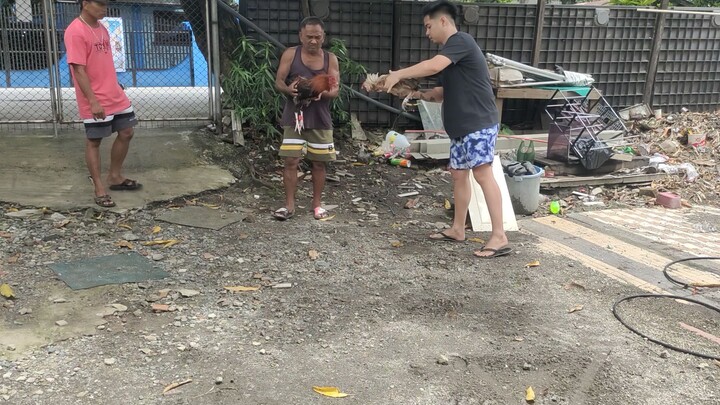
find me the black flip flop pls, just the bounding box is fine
[474,246,512,259]
[109,179,142,191]
[428,231,464,243]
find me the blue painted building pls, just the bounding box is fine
[0,0,208,88]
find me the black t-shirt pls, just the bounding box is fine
[439,31,498,139]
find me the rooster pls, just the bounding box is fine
[291,73,338,132]
[361,73,419,99]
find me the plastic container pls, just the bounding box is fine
[504,165,545,215]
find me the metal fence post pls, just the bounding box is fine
[531,0,546,67]
[0,8,11,88]
[42,0,59,136]
[643,0,670,107]
[209,0,221,125]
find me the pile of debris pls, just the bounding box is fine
[626,109,720,206]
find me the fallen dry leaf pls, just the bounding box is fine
[308,249,320,260]
[568,305,584,314]
[525,260,541,268]
[0,231,12,238]
[200,203,220,209]
[526,386,535,402]
[238,233,250,240]
[152,226,162,234]
[7,254,20,264]
[312,386,348,398]
[467,237,485,244]
[117,224,133,230]
[0,283,15,299]
[114,240,134,249]
[224,286,260,292]
[390,240,403,248]
[142,239,179,248]
[163,378,192,395]
[444,199,452,210]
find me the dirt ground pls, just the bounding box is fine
[1,130,718,405]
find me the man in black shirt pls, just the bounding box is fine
[384,0,510,258]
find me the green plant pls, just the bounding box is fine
[222,36,368,140]
[328,38,367,126]
[223,37,284,142]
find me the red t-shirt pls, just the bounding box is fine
[64,18,130,119]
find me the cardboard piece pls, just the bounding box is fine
[467,156,519,232]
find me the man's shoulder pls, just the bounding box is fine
[64,18,83,35]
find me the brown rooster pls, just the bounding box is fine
[291,73,337,132]
[361,73,419,99]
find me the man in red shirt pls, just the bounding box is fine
[64,0,141,208]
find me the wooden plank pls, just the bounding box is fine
[540,173,663,189]
[496,87,602,100]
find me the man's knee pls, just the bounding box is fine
[311,161,326,170]
[284,157,301,168]
[117,128,134,141]
[86,138,102,149]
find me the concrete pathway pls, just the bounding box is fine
[0,128,235,211]
[521,206,720,305]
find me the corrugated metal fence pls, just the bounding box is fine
[2,0,720,131]
[245,1,720,126]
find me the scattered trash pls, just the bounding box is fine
[312,386,349,398]
[224,286,260,292]
[0,283,14,299]
[525,260,541,268]
[525,386,535,403]
[568,305,584,313]
[308,249,320,260]
[163,379,193,395]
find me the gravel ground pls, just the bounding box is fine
[1,131,718,404]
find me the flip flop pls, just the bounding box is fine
[273,207,294,221]
[314,207,335,221]
[94,194,116,208]
[428,231,464,243]
[473,246,512,259]
[109,179,142,191]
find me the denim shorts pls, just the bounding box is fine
[449,124,499,170]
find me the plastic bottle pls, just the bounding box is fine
[389,158,412,168]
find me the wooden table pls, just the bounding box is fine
[494,86,603,123]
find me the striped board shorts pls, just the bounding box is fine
[279,126,336,162]
[83,106,138,139]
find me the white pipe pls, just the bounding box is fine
[636,8,720,16]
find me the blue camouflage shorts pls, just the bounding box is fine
[449,124,499,170]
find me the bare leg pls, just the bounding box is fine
[282,157,301,212]
[107,127,134,185]
[472,163,508,256]
[85,138,106,197]
[310,161,326,210]
[431,168,471,241]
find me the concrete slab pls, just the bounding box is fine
[156,205,247,230]
[0,128,235,211]
[49,252,169,290]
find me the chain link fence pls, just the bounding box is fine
[1,0,212,134]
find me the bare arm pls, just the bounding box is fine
[275,48,298,97]
[70,63,105,119]
[384,55,452,92]
[411,87,444,103]
[321,52,340,100]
